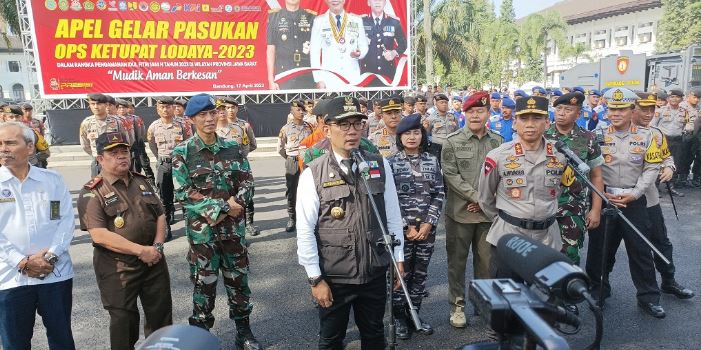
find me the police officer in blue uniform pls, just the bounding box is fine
[489,97,516,142]
[361,0,407,85]
[489,92,502,121]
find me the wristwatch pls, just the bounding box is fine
[153,243,164,255]
[221,202,231,214]
[44,253,59,265]
[308,275,323,287]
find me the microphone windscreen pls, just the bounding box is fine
[496,234,571,285]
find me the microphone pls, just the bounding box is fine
[350,148,370,173]
[554,141,590,174]
[497,234,590,303]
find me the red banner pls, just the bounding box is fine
[27,0,411,98]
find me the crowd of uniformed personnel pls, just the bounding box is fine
[1,83,699,349]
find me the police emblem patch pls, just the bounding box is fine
[1,189,11,197]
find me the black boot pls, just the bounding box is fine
[661,280,695,299]
[167,205,176,225]
[235,318,262,350]
[246,211,260,237]
[165,223,173,242]
[393,306,410,340]
[409,305,433,335]
[285,216,296,232]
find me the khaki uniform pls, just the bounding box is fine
[217,119,258,157]
[368,127,398,158]
[478,139,567,250]
[79,115,129,176]
[278,121,313,219]
[77,172,172,350]
[365,114,384,136]
[442,128,502,307]
[425,112,459,145]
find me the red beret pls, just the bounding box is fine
[462,91,490,112]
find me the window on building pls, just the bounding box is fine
[616,36,628,46]
[639,22,654,28]
[594,39,606,49]
[615,26,629,32]
[638,33,652,43]
[594,29,607,36]
[8,61,20,72]
[12,84,24,100]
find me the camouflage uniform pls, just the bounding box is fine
[301,137,379,168]
[172,133,254,329]
[368,126,399,158]
[544,125,604,264]
[387,151,445,309]
[79,115,129,176]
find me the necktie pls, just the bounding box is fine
[336,15,342,31]
[375,18,380,28]
[340,159,355,184]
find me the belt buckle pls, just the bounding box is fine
[523,220,534,230]
[293,53,301,62]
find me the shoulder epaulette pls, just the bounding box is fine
[84,176,102,190]
[269,8,280,13]
[446,130,462,139]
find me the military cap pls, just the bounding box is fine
[531,86,546,96]
[114,98,130,107]
[174,98,187,107]
[105,95,117,105]
[184,93,216,117]
[219,96,238,106]
[502,97,516,109]
[415,95,428,103]
[372,99,382,106]
[87,93,108,103]
[380,96,403,112]
[689,87,701,97]
[396,113,422,135]
[312,99,329,116]
[291,100,305,109]
[572,86,585,94]
[551,89,563,97]
[462,91,490,111]
[433,93,449,102]
[21,103,33,110]
[305,99,315,105]
[96,132,129,154]
[656,89,668,100]
[358,97,368,106]
[603,88,638,109]
[155,96,175,105]
[588,89,601,97]
[668,89,684,97]
[553,92,585,108]
[0,102,7,108]
[3,105,23,115]
[635,92,657,107]
[403,96,416,104]
[513,90,529,98]
[490,92,502,100]
[515,96,549,116]
[324,96,367,122]
[452,96,463,102]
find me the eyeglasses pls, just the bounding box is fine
[331,120,364,131]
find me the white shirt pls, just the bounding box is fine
[0,165,75,290]
[296,151,404,278]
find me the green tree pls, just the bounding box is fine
[516,11,567,86]
[657,0,696,52]
[560,42,593,64]
[0,0,20,48]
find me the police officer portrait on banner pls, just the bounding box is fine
[361,0,407,86]
[266,0,317,90]
[296,96,405,350]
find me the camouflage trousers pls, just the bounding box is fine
[392,228,436,308]
[557,215,586,265]
[187,238,252,329]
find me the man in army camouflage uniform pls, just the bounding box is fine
[544,92,605,265]
[441,91,503,329]
[266,0,316,89]
[387,114,444,339]
[278,100,314,232]
[218,97,260,237]
[172,94,261,349]
[80,93,129,177]
[369,97,403,157]
[424,94,459,159]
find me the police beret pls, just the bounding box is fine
[155,96,175,105]
[513,90,529,98]
[689,87,701,97]
[415,95,428,103]
[668,89,684,97]
[553,92,585,108]
[305,99,315,105]
[490,92,502,100]
[291,100,305,109]
[324,96,367,122]
[174,98,187,107]
[572,86,585,94]
[3,105,23,115]
[635,92,657,107]
[433,94,449,102]
[403,96,416,104]
[311,99,329,116]
[396,113,422,135]
[603,88,638,108]
[87,93,108,103]
[588,89,601,97]
[515,96,549,116]
[531,86,546,96]
[656,90,668,100]
[462,91,490,111]
[219,96,238,106]
[551,89,563,97]
[96,132,129,154]
[358,97,368,105]
[184,93,216,117]
[21,103,33,110]
[501,98,516,109]
[114,98,130,107]
[104,95,117,105]
[452,96,463,102]
[380,96,403,112]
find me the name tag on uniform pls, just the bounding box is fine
[323,179,346,188]
[50,201,60,220]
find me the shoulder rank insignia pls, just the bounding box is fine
[546,142,554,156]
[84,176,103,189]
[514,143,524,156]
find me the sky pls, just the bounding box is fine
[492,0,563,18]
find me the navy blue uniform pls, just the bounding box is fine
[361,13,407,83]
[266,8,316,89]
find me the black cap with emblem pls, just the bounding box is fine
[324,96,367,122]
[380,96,403,112]
[515,96,549,116]
[155,96,175,105]
[291,100,305,109]
[87,93,109,103]
[96,132,130,154]
[553,92,585,108]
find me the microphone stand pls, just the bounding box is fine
[351,150,423,350]
[561,156,670,308]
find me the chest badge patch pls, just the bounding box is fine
[331,207,345,219]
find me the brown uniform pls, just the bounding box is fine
[77,172,172,350]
